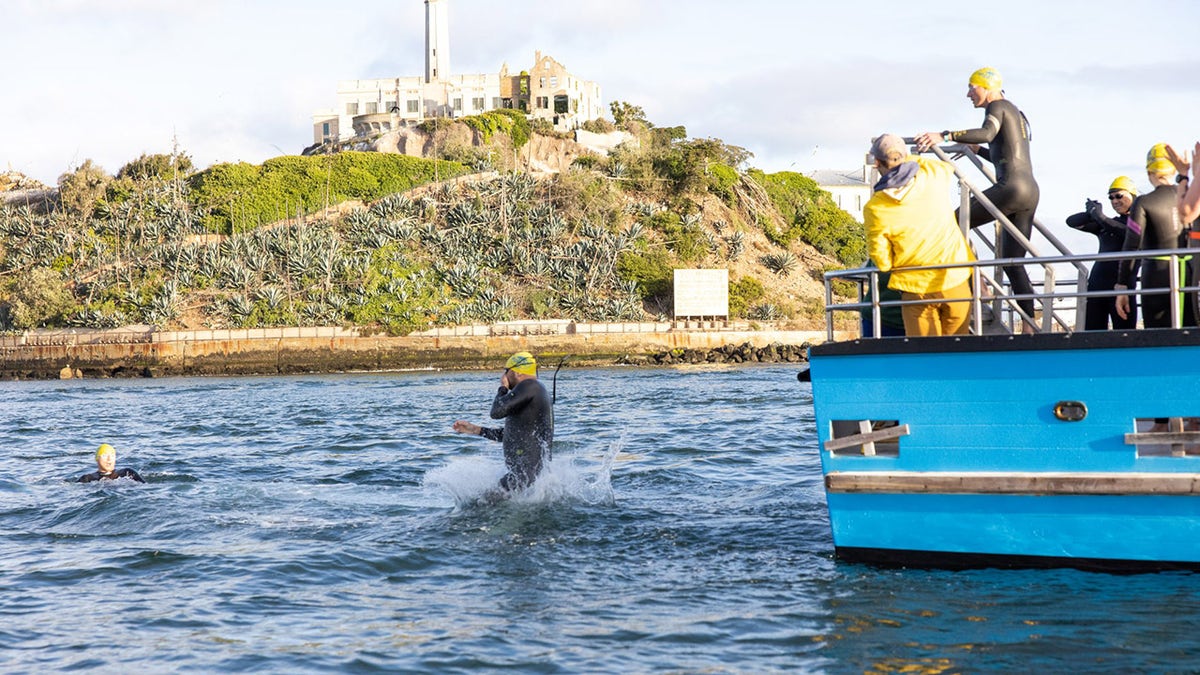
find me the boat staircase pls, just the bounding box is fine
[831,138,1198,337]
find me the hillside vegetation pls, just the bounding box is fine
[0,107,864,334]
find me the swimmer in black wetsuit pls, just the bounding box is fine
[77,443,145,483]
[1115,144,1196,328]
[453,351,554,492]
[1066,176,1138,330]
[916,67,1040,330]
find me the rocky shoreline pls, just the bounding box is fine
[0,326,828,380]
[621,341,810,366]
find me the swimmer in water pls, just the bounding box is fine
[77,443,145,483]
[453,351,554,492]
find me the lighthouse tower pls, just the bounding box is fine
[424,0,450,83]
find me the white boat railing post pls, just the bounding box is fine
[1170,252,1182,329]
[868,270,882,339]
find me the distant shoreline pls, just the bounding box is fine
[1,323,844,380]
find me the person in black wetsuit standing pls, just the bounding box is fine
[77,443,145,483]
[1115,144,1196,328]
[1066,176,1138,330]
[452,351,554,492]
[916,66,1040,332]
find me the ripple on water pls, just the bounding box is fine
[1,366,1197,672]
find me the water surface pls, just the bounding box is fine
[2,366,1197,672]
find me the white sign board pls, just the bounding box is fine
[673,269,729,318]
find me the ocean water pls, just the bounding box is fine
[2,364,1199,673]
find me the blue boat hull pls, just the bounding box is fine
[809,330,1200,571]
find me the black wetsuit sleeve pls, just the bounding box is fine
[490,385,533,420]
[118,468,146,483]
[948,107,1002,145]
[1118,198,1148,286]
[1066,211,1100,235]
[478,427,503,442]
[77,471,100,483]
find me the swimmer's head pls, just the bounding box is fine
[95,443,116,472]
[504,351,537,377]
[1108,175,1138,196]
[968,67,1003,92]
[1146,143,1174,176]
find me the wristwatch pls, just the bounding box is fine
[1179,174,1191,184]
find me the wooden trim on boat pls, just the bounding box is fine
[825,471,1200,495]
[823,424,910,453]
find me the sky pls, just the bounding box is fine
[3,0,1199,253]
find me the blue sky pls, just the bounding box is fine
[3,0,1198,249]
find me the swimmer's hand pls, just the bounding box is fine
[914,132,943,152]
[452,420,481,435]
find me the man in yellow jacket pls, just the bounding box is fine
[864,134,974,336]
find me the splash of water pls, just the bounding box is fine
[424,438,621,509]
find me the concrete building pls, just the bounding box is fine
[311,0,602,146]
[810,157,877,222]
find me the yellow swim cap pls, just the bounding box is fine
[1146,143,1174,175]
[1108,176,1138,196]
[95,443,115,459]
[504,351,537,376]
[969,67,1003,91]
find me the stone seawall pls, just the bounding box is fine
[0,323,847,379]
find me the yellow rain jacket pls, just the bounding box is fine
[864,155,974,294]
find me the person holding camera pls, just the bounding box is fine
[1066,176,1138,330]
[452,352,554,493]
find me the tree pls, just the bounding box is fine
[57,159,111,219]
[117,151,195,181]
[609,100,647,130]
[0,267,76,330]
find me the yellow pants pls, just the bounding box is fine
[900,279,972,337]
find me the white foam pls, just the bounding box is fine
[424,440,620,509]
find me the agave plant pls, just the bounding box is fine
[725,231,746,260]
[749,302,782,321]
[760,251,798,276]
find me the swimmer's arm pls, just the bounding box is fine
[120,468,146,484]
[490,383,533,420]
[452,420,501,441]
[947,104,1002,150]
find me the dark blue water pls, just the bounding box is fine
[3,365,1199,673]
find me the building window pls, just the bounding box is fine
[472,97,485,110]
[346,102,359,115]
[322,122,330,137]
[492,97,502,109]
[452,98,462,111]
[407,100,419,113]
[550,76,558,88]
[539,77,546,88]
[386,100,398,112]
[366,101,378,114]
[536,96,549,109]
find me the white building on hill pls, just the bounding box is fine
[311,0,603,147]
[809,158,877,222]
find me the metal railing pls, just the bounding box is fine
[898,139,1091,333]
[827,248,1198,341]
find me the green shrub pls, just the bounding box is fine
[728,276,765,318]
[707,163,739,206]
[747,169,866,266]
[458,109,532,148]
[188,153,469,233]
[643,211,706,263]
[616,248,673,301]
[0,267,78,330]
[57,160,112,219]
